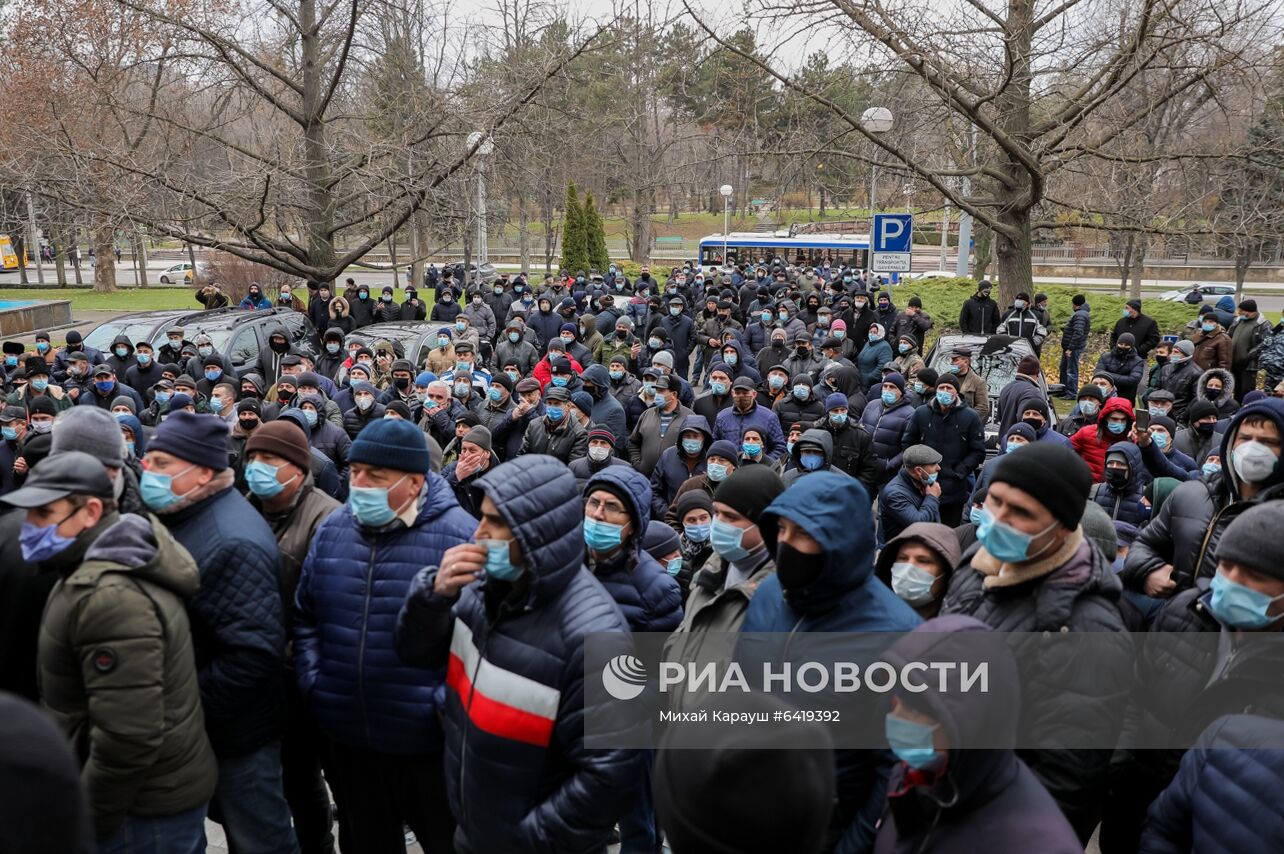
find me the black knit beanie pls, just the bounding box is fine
[713,465,785,523]
[989,443,1092,529]
[1217,502,1284,580]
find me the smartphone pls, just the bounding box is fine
[1135,410,1150,431]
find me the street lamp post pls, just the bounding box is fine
[860,107,894,222]
[719,184,734,266]
[467,132,495,268]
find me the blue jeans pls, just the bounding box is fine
[207,742,300,854]
[1060,347,1083,393]
[618,750,658,853]
[98,804,207,854]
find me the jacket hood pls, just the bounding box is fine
[676,414,712,451]
[322,327,345,343]
[585,464,652,557]
[116,413,147,456]
[721,338,750,360]
[759,471,874,613]
[1197,368,1235,407]
[875,522,961,581]
[1104,441,1145,489]
[790,427,833,467]
[75,513,200,599]
[476,456,586,605]
[1219,398,1284,497]
[110,334,134,353]
[1097,396,1134,437]
[241,371,267,395]
[580,362,611,388]
[1216,295,1236,312]
[821,364,865,398]
[884,616,1021,803]
[329,297,349,317]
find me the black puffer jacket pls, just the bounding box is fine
[396,455,640,853]
[1122,400,1284,592]
[1156,359,1202,423]
[941,536,1132,841]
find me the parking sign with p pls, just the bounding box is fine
[871,213,912,273]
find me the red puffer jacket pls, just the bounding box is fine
[1071,396,1134,481]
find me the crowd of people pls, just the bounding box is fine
[1,259,1282,854]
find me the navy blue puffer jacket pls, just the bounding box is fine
[1093,441,1150,526]
[584,466,684,633]
[858,394,915,480]
[395,455,641,853]
[1140,714,1284,854]
[293,474,475,754]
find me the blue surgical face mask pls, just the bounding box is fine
[1208,572,1284,629]
[1202,461,1222,478]
[1079,400,1099,416]
[1,426,16,441]
[1201,323,1216,333]
[154,390,171,404]
[245,460,297,499]
[94,380,115,394]
[114,346,128,358]
[438,337,450,348]
[508,331,521,344]
[935,389,954,408]
[710,381,728,396]
[681,438,703,455]
[742,441,762,457]
[792,385,809,401]
[197,346,213,358]
[551,376,569,388]
[204,369,221,382]
[19,515,79,563]
[800,452,824,471]
[653,392,668,408]
[710,517,750,562]
[209,397,225,413]
[724,351,738,365]
[706,462,728,482]
[3,356,15,367]
[506,370,520,384]
[1006,441,1024,454]
[830,412,848,426]
[139,465,196,512]
[768,375,785,390]
[1152,432,1169,450]
[545,405,565,422]
[976,505,1058,564]
[125,441,135,457]
[481,538,523,581]
[326,342,341,354]
[302,408,318,426]
[583,516,625,552]
[885,714,943,770]
[947,364,961,374]
[891,562,937,605]
[898,343,911,354]
[666,556,683,576]
[834,330,846,340]
[649,337,663,350]
[969,505,984,526]
[609,368,624,381]
[881,390,898,406]
[487,386,504,402]
[684,522,711,543]
[1106,420,1127,434]
[348,474,409,528]
[137,353,152,366]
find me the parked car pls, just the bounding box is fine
[346,322,442,369]
[83,308,233,352]
[906,269,959,281]
[158,261,211,284]
[924,333,1062,450]
[86,307,316,377]
[1157,283,1235,303]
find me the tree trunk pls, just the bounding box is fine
[1235,248,1251,299]
[298,0,336,277]
[53,239,67,287]
[993,211,1033,307]
[518,196,531,273]
[408,209,422,290]
[71,232,83,285]
[973,224,994,281]
[1128,236,1147,300]
[94,227,117,293]
[631,188,653,263]
[134,236,149,287]
[15,235,28,285]
[542,196,554,273]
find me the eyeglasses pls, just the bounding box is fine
[585,495,628,517]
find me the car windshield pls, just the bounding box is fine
[182,325,238,351]
[928,337,1031,408]
[84,317,170,351]
[349,327,426,352]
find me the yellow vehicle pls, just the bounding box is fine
[0,235,19,270]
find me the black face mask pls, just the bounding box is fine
[772,340,786,349]
[1196,422,1216,435]
[393,377,410,390]
[239,418,260,432]
[776,543,823,590]
[270,338,288,353]
[795,347,810,358]
[1205,387,1222,400]
[278,390,295,404]
[1022,417,1044,432]
[1104,468,1129,489]
[1154,355,1168,366]
[1115,347,1132,358]
[240,388,258,400]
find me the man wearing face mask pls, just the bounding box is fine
[1104,501,1284,853]
[296,417,474,853]
[628,374,695,477]
[1057,383,1105,437]
[740,471,920,853]
[1071,395,1135,482]
[9,357,72,413]
[77,364,145,413]
[495,319,539,376]
[0,405,26,496]
[518,385,588,464]
[242,421,340,853]
[142,412,301,853]
[394,455,640,854]
[239,283,273,310]
[996,355,1046,440]
[902,373,985,526]
[6,452,219,849]
[342,380,386,438]
[783,427,848,486]
[878,445,943,545]
[1094,332,1145,404]
[958,281,999,335]
[256,325,294,384]
[942,442,1131,842]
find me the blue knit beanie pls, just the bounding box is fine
[351,418,431,473]
[824,392,850,412]
[148,410,230,471]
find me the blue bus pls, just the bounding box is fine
[697,232,872,269]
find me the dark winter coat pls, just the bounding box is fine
[1071,396,1135,481]
[520,413,588,464]
[941,535,1132,839]
[159,484,285,758]
[1157,359,1203,423]
[1095,346,1146,403]
[902,400,986,506]
[1061,304,1091,351]
[580,364,628,445]
[712,403,788,462]
[658,301,698,376]
[878,468,942,546]
[741,472,920,854]
[648,414,710,519]
[627,403,694,476]
[995,374,1046,440]
[873,617,1082,854]
[858,339,894,387]
[394,456,640,854]
[773,388,826,434]
[959,294,1000,335]
[859,395,916,481]
[1196,368,1239,420]
[35,513,218,837]
[1113,312,1161,357]
[1091,441,1150,525]
[294,475,475,754]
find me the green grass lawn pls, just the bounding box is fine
[0,288,196,311]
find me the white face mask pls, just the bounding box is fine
[588,445,611,463]
[890,562,937,606]
[1232,440,1279,484]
